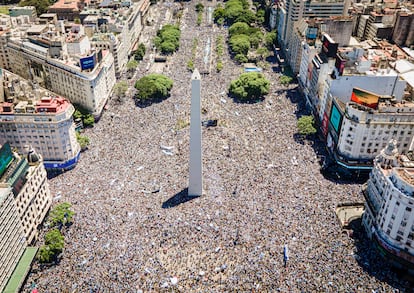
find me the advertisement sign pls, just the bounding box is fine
[306,27,318,39]
[322,112,329,137]
[322,34,338,58]
[351,87,380,109]
[0,143,13,177]
[330,103,342,133]
[80,53,96,71]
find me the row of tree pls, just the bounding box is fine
[37,203,75,264]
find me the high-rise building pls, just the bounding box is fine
[0,187,26,293]
[0,143,52,244]
[0,69,81,171]
[362,140,414,272]
[392,10,414,47]
[0,143,51,292]
[277,0,350,53]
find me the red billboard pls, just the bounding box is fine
[351,88,380,109]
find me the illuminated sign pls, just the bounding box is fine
[351,88,379,110]
[0,143,13,177]
[330,103,342,133]
[80,53,96,71]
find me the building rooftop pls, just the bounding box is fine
[395,168,414,186]
[0,69,72,115]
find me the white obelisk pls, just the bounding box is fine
[188,69,203,196]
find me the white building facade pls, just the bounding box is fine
[363,140,414,271]
[0,70,81,171]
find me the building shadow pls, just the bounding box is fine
[162,188,200,209]
[348,218,414,290]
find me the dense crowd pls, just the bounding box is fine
[26,1,411,291]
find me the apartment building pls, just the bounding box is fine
[363,140,414,272]
[276,0,350,62]
[290,17,352,74]
[327,95,414,170]
[82,0,150,76]
[0,143,51,292]
[0,186,26,293]
[0,69,81,171]
[0,17,116,117]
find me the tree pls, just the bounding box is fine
[297,115,317,136]
[113,81,128,97]
[135,74,173,102]
[279,75,293,86]
[256,8,265,24]
[126,60,138,72]
[229,72,270,101]
[229,34,250,56]
[249,31,263,49]
[229,22,250,37]
[265,31,277,49]
[134,43,146,61]
[37,245,55,263]
[19,0,51,15]
[48,202,75,228]
[73,105,94,127]
[234,9,256,24]
[213,4,225,24]
[45,229,65,252]
[76,132,90,151]
[195,3,204,12]
[154,25,181,55]
[256,47,269,61]
[235,53,248,63]
[37,229,65,263]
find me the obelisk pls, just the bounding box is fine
[188,69,203,197]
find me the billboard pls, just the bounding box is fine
[80,53,96,71]
[306,27,318,39]
[0,143,13,177]
[351,87,379,109]
[322,34,338,58]
[322,112,329,137]
[330,103,342,133]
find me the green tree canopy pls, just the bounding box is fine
[48,202,75,228]
[127,60,138,72]
[229,34,250,56]
[37,229,65,263]
[234,9,256,24]
[154,25,181,54]
[213,4,225,23]
[279,74,293,86]
[195,3,204,12]
[297,115,317,136]
[229,22,250,37]
[135,74,173,102]
[76,132,90,150]
[229,72,270,101]
[113,81,129,97]
[265,31,277,49]
[134,43,146,61]
[19,0,51,15]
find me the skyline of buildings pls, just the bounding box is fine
[0,0,414,287]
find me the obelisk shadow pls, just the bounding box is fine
[162,188,200,209]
